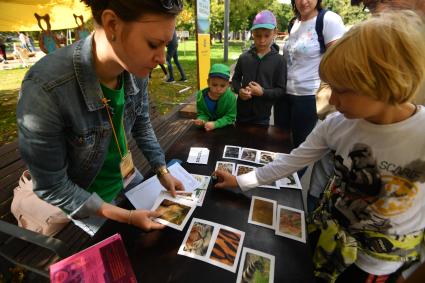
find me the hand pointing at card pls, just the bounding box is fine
[213,170,239,189]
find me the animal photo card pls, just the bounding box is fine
[276,173,302,190]
[215,161,236,175]
[223,145,242,160]
[236,247,275,283]
[240,148,259,163]
[248,196,277,230]
[178,218,245,273]
[258,151,276,165]
[178,218,215,261]
[151,195,196,231]
[235,164,256,176]
[190,174,211,206]
[209,225,245,272]
[275,205,306,243]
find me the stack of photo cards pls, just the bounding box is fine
[248,196,277,230]
[222,145,278,165]
[236,248,275,283]
[190,174,211,206]
[187,147,210,165]
[178,218,245,273]
[150,194,196,231]
[275,205,306,243]
[215,161,236,175]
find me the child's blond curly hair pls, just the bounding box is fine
[320,11,425,104]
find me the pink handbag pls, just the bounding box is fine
[10,170,70,236]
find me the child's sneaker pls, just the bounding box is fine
[165,78,175,83]
[179,78,188,82]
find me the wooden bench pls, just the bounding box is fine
[0,96,194,279]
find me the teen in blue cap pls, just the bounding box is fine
[194,64,236,131]
[232,10,286,125]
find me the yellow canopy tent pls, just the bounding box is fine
[0,0,92,31]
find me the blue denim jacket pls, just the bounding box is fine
[16,35,165,218]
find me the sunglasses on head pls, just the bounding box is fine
[160,0,183,10]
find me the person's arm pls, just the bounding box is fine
[323,12,346,49]
[215,118,331,191]
[131,77,184,195]
[231,57,243,95]
[213,90,236,129]
[195,90,211,123]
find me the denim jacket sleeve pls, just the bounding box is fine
[17,78,103,218]
[131,78,166,170]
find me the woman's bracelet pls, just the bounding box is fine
[128,210,134,225]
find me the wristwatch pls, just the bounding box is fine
[156,166,170,178]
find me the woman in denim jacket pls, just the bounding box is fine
[16,0,184,231]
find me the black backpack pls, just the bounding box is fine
[288,9,328,54]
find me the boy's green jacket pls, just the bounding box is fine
[196,87,236,129]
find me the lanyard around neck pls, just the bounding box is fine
[101,96,129,159]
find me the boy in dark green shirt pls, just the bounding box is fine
[195,64,237,131]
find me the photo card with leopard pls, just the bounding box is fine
[248,196,277,230]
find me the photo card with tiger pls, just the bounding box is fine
[178,218,216,261]
[151,195,196,231]
[209,225,245,273]
[190,174,211,206]
[276,173,302,190]
[248,196,277,230]
[215,161,236,175]
[223,145,242,160]
[258,151,276,165]
[235,164,256,176]
[275,205,306,243]
[240,148,259,163]
[236,247,275,283]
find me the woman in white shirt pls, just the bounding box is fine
[274,0,345,150]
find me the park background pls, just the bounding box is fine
[0,0,368,146]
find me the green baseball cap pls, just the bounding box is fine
[209,64,230,80]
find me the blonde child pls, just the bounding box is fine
[194,64,236,131]
[214,11,425,283]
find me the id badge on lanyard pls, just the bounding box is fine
[120,150,136,188]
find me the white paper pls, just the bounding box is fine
[125,163,201,210]
[187,147,210,164]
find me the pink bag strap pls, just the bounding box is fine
[18,170,33,191]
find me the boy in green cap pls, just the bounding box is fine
[194,64,237,131]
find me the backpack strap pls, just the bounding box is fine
[288,17,297,34]
[315,9,328,54]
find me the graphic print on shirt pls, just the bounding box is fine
[331,143,421,233]
[285,23,317,67]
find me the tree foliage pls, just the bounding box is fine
[176,0,369,34]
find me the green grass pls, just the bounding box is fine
[0,40,245,145]
[149,39,244,114]
[0,69,28,146]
